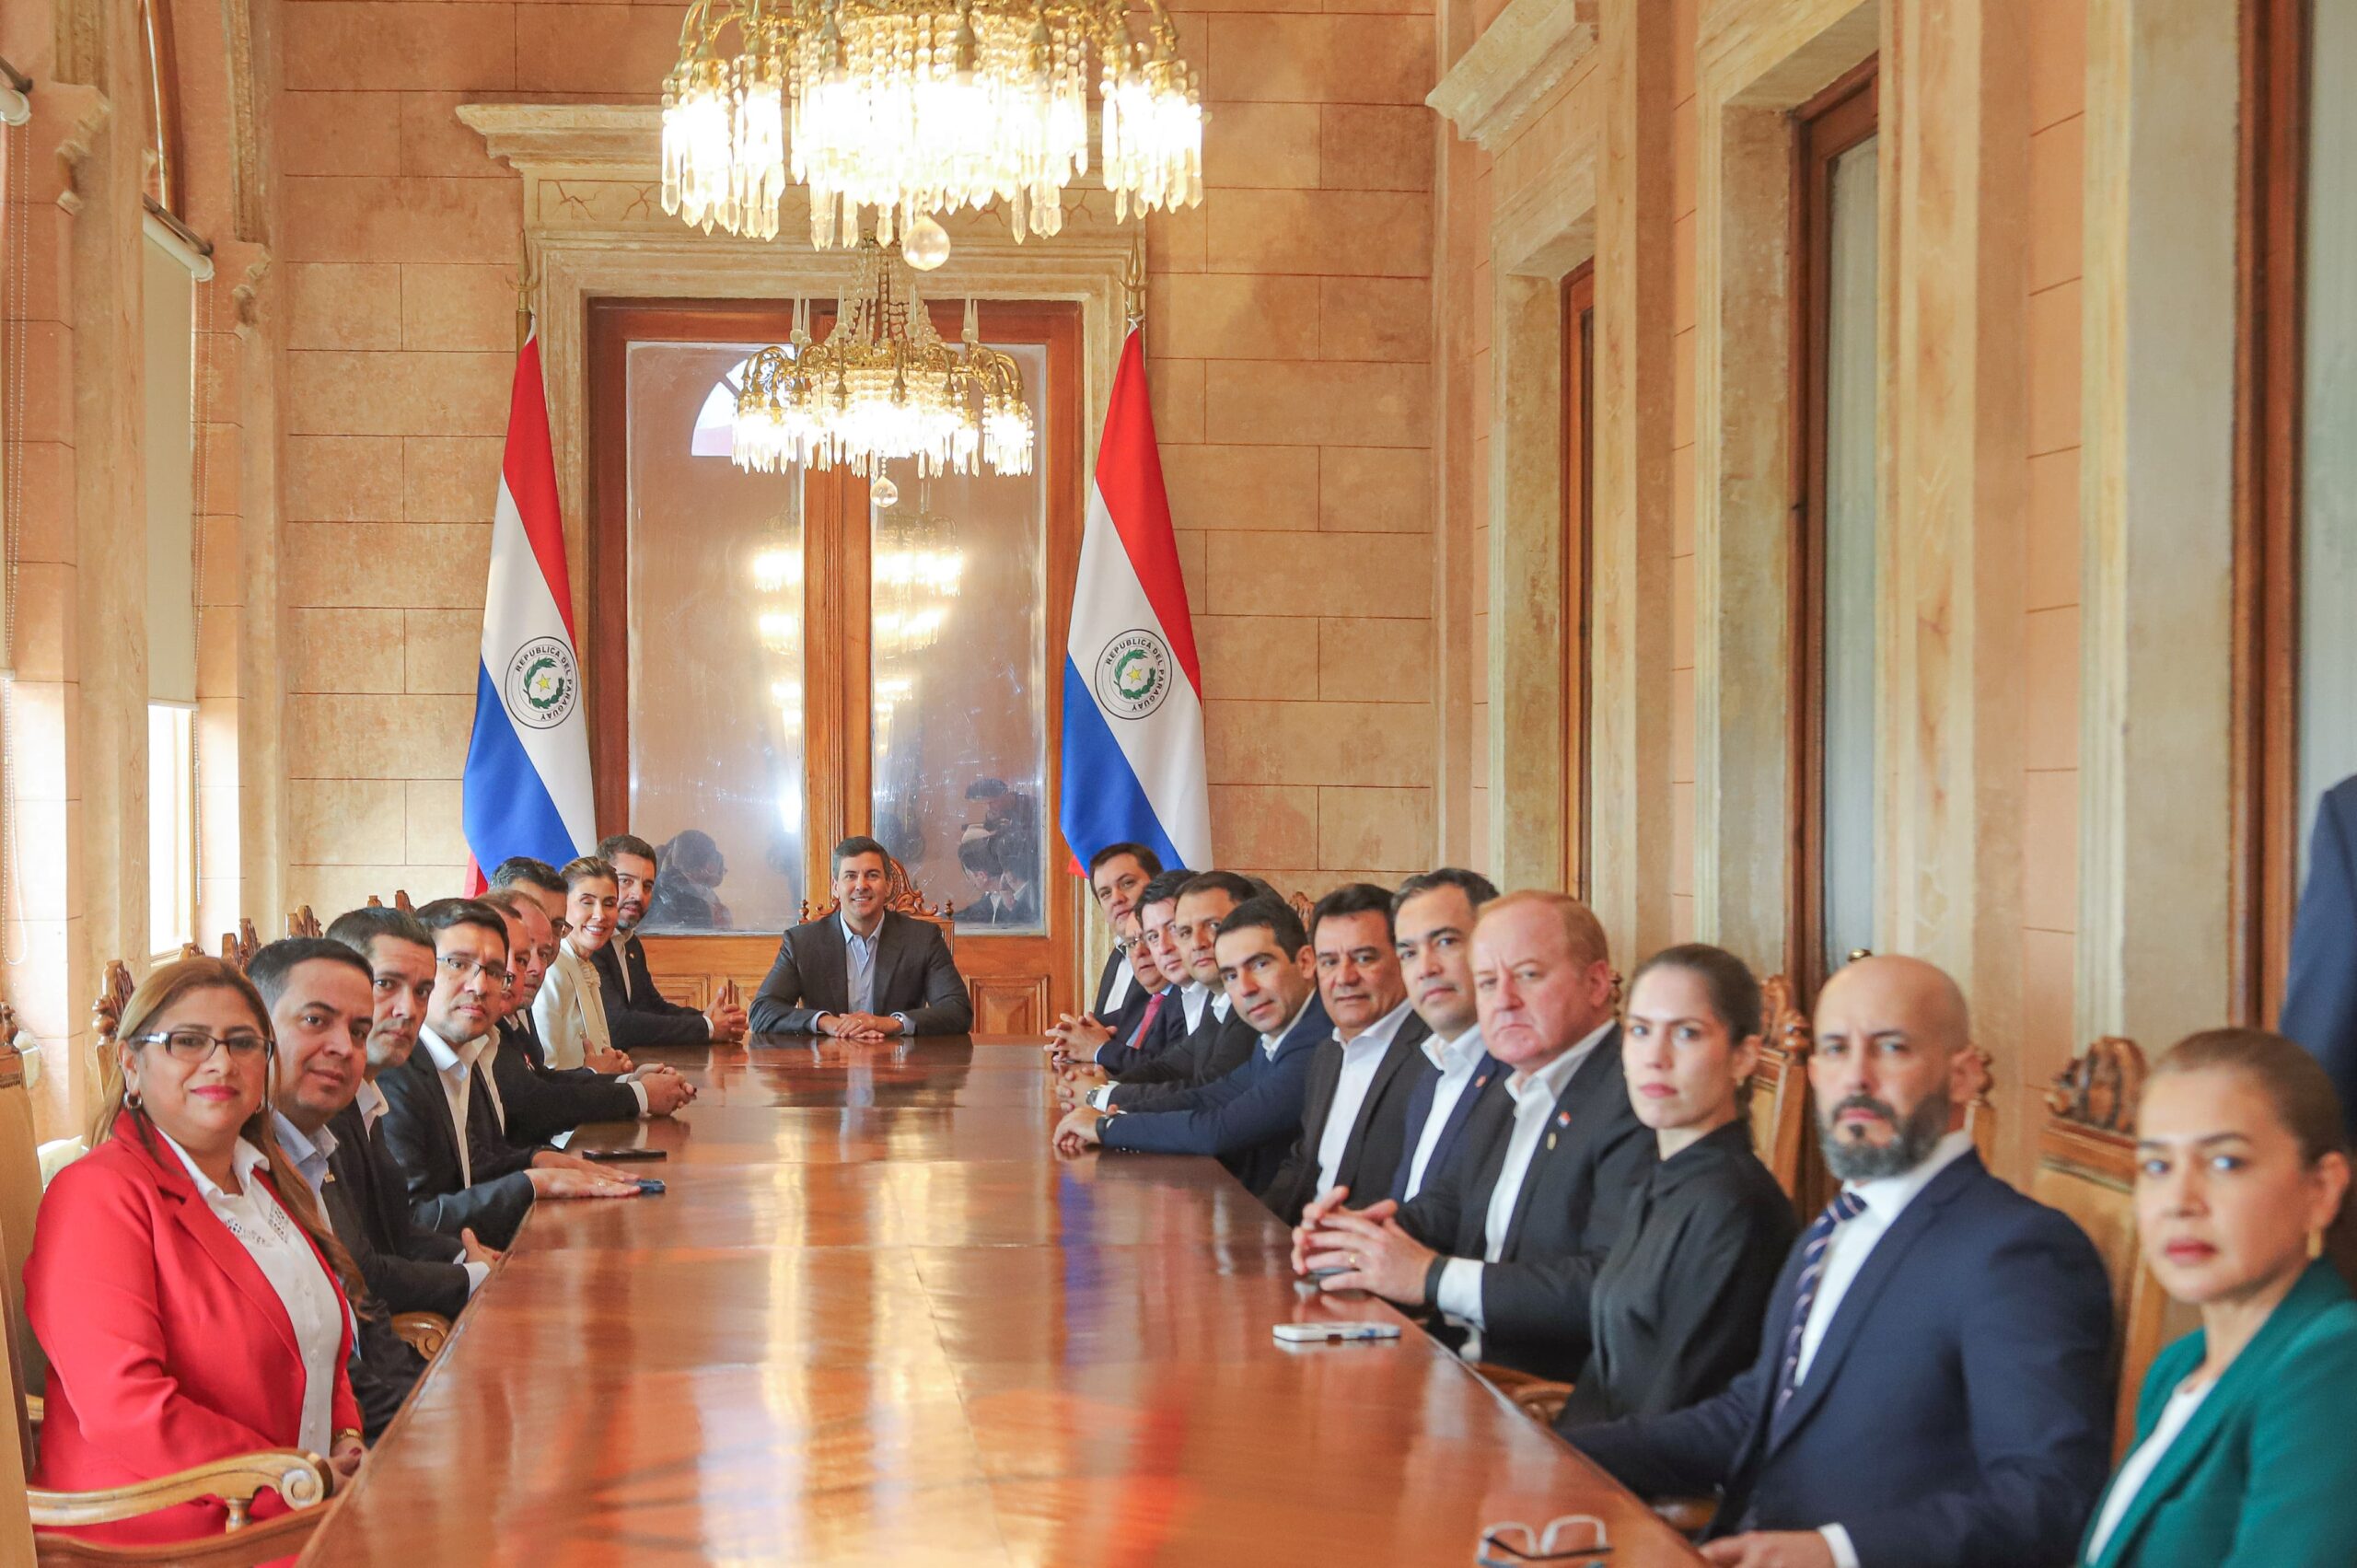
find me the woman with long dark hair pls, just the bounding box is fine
[28,958,365,1547]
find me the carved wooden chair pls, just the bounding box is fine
[1750,976,1817,1203]
[217,921,259,974]
[1961,1044,1999,1165]
[0,1026,48,1417]
[2028,1037,2165,1463]
[283,907,321,940]
[799,854,954,934]
[87,963,133,1123]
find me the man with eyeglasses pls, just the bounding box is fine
[374,898,642,1248]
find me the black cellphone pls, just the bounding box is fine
[582,1147,667,1163]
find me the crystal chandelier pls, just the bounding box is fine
[659,0,1203,249]
[872,482,964,657]
[732,238,1033,479]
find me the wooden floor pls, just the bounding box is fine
[299,1036,1705,1565]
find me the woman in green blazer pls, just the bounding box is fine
[2081,1028,2357,1568]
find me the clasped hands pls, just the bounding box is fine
[1289,1185,1440,1305]
[1051,1103,1109,1157]
[818,1010,904,1040]
[1043,1010,1114,1063]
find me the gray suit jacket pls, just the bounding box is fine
[748,910,974,1035]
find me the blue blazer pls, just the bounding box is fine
[1570,1152,2115,1568]
[2281,774,2357,1138]
[2081,1260,2357,1568]
[1099,994,1330,1194]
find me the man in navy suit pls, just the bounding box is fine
[1053,894,1330,1197]
[1568,955,2115,1568]
[1383,867,1506,1203]
[2282,774,2357,1138]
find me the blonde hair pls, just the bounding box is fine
[1476,889,1612,970]
[100,957,367,1307]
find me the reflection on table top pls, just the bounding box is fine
[298,1035,1706,1566]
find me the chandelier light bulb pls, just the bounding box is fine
[658,0,1204,246]
[901,215,951,272]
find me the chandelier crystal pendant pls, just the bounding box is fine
[732,237,1035,479]
[660,0,1203,249]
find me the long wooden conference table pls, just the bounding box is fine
[300,1035,1708,1565]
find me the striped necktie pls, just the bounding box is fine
[1775,1190,1868,1414]
[1130,988,1166,1046]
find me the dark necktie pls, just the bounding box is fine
[1774,1191,1868,1420]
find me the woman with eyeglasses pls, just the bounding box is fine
[2078,1028,2357,1567]
[27,958,366,1547]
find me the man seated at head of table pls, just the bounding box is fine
[1053,893,1333,1200]
[748,834,975,1039]
[1552,944,1798,1432]
[592,831,748,1051]
[1293,890,1652,1383]
[1384,867,1505,1204]
[250,935,443,1441]
[480,888,693,1143]
[374,897,644,1249]
[1259,883,1431,1225]
[321,905,502,1307]
[27,958,366,1547]
[1566,954,2115,1568]
[1071,870,1260,1109]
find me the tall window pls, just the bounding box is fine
[2242,0,2357,1018]
[1562,263,1595,900]
[143,225,198,957]
[1794,64,1880,990]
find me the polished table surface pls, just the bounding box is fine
[299,1036,1706,1565]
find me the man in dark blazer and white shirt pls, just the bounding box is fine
[591,832,749,1051]
[375,900,643,1247]
[1568,956,2115,1568]
[1261,883,1433,1225]
[749,836,974,1037]
[1297,890,1652,1382]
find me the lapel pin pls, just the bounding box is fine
[1546,1132,1559,1150]
[1556,1109,1573,1127]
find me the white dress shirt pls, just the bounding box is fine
[416,1025,484,1186]
[159,1132,344,1457]
[1178,979,1212,1034]
[1104,957,1134,1014]
[1401,1024,1486,1202]
[354,1076,389,1134]
[1434,1019,1614,1349]
[2083,1374,2214,1563]
[1802,1127,1978,1568]
[1312,1000,1416,1195]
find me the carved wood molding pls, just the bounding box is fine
[1426,0,1597,153]
[2045,1036,2147,1135]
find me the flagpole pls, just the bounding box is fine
[1122,226,1145,333]
[516,230,537,351]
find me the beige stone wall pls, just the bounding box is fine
[272,2,1441,913]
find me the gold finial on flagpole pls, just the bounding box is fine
[1122,226,1146,333]
[516,230,539,353]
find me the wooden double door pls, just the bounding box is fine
[583,296,1086,1034]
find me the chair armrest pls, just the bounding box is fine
[392,1311,451,1359]
[1655,1498,1715,1537]
[29,1448,331,1531]
[26,1393,41,1426]
[1471,1361,1573,1425]
[33,1504,329,1567]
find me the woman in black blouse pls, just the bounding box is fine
[1554,944,1799,1430]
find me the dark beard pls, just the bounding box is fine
[1818,1088,1952,1181]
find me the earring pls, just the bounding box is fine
[2309,1228,2326,1261]
[123,1087,143,1111]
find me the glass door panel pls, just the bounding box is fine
[623,340,809,933]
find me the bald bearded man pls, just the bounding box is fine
[1567,956,2114,1568]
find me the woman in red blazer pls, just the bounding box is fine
[29,957,366,1547]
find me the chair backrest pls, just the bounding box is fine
[87,960,133,1118]
[219,919,259,973]
[2026,1036,2165,1463]
[285,906,321,939]
[0,1011,43,1411]
[1961,1043,1999,1165]
[799,854,953,933]
[1749,975,1816,1202]
[392,889,414,914]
